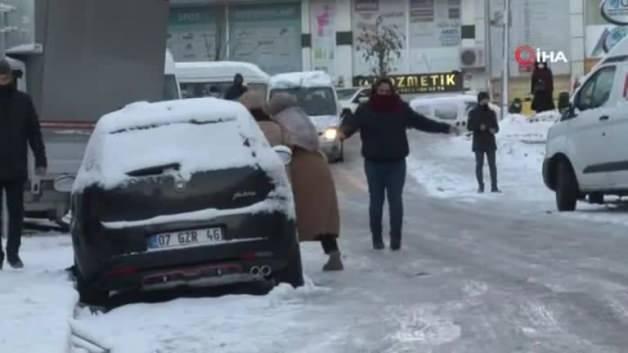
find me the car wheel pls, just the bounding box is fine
[275,240,304,288]
[76,270,109,306]
[556,160,578,212]
[588,192,604,204]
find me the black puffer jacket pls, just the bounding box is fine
[467,105,499,152]
[0,86,47,181]
[341,96,451,162]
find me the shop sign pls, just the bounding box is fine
[352,72,463,94]
[601,0,628,25]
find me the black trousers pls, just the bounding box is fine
[475,150,498,188]
[0,180,24,258]
[320,234,339,255]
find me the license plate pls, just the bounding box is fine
[147,227,224,250]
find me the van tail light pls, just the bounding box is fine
[240,251,257,261]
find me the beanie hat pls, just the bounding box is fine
[0,59,11,76]
[477,91,490,102]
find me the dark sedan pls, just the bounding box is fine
[70,99,303,304]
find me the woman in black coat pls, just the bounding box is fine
[531,61,555,112]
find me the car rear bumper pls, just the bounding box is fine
[74,211,297,293]
[101,239,290,293]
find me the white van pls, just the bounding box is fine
[543,50,628,211]
[175,61,270,99]
[268,71,343,162]
[163,50,181,100]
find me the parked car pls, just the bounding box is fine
[543,56,628,211]
[409,94,501,129]
[269,71,344,162]
[71,98,303,303]
[337,86,370,118]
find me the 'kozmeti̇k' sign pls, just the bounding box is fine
[352,72,463,94]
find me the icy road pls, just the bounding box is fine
[3,131,628,353]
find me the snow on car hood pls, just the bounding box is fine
[309,115,340,132]
[73,98,290,198]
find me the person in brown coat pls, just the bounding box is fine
[239,91,285,146]
[267,93,343,271]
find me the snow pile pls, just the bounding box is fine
[498,113,556,143]
[73,280,329,353]
[74,98,286,192]
[0,236,77,353]
[269,71,333,89]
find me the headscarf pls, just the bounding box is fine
[268,93,320,152]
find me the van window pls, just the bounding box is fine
[270,87,337,116]
[413,105,432,117]
[433,103,458,120]
[577,66,616,110]
[181,82,267,99]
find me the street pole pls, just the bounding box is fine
[500,0,510,121]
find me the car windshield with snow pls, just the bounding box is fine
[70,98,303,304]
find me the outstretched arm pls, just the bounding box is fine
[26,96,47,172]
[405,104,451,133]
[339,104,364,139]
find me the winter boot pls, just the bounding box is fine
[323,251,344,271]
[478,185,485,193]
[8,255,23,269]
[491,185,501,193]
[0,252,4,270]
[373,242,385,250]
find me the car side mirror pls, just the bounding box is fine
[273,145,292,165]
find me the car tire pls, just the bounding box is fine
[275,240,305,288]
[76,269,109,306]
[556,160,578,212]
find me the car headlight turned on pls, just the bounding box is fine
[323,128,338,141]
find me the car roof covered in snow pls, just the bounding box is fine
[97,98,250,133]
[269,71,334,89]
[175,61,270,83]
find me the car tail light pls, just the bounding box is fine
[240,251,257,261]
[105,266,138,278]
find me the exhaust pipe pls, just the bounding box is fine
[261,266,272,277]
[249,266,261,277]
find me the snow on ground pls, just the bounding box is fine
[407,113,554,204]
[0,235,77,353]
[408,111,628,226]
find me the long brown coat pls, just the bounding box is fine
[290,147,340,241]
[267,93,340,242]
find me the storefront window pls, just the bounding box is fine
[1,0,36,50]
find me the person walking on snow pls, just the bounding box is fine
[225,73,248,101]
[467,92,500,193]
[267,93,344,271]
[338,78,457,251]
[0,58,47,269]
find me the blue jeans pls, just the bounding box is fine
[364,159,406,248]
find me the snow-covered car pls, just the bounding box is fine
[543,55,628,211]
[70,98,303,303]
[336,86,370,118]
[269,71,344,162]
[409,94,501,129]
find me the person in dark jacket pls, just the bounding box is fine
[339,78,455,251]
[531,61,555,112]
[467,92,499,193]
[0,58,47,269]
[224,73,248,101]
